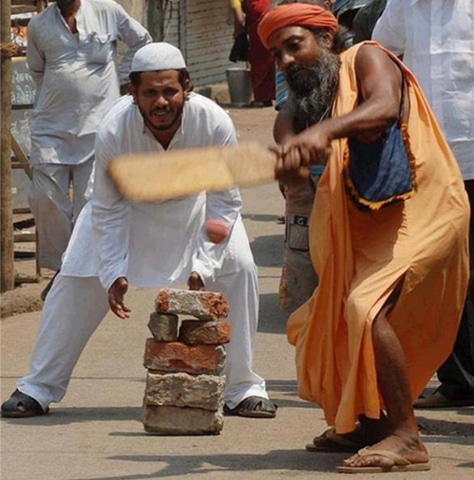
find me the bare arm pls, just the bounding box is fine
[231,5,245,38]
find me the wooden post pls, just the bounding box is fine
[1,0,15,292]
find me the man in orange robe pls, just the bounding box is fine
[258,3,469,473]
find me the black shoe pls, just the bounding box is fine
[1,389,48,418]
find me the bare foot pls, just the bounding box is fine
[342,433,429,469]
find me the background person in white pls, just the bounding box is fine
[373,0,474,408]
[27,0,151,275]
[1,43,277,420]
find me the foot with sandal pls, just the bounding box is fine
[2,390,277,419]
[305,298,432,473]
[1,390,48,418]
[305,414,391,453]
[306,413,430,474]
[224,396,278,418]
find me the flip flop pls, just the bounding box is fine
[414,391,474,408]
[306,427,364,453]
[224,396,278,418]
[336,448,431,473]
[1,390,48,418]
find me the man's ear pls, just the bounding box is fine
[321,32,334,50]
[129,84,138,103]
[183,78,191,96]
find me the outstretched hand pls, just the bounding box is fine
[108,276,131,319]
[188,271,205,291]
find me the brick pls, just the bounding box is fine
[143,338,226,375]
[179,320,231,345]
[147,312,179,341]
[143,405,224,435]
[155,288,229,320]
[144,372,225,410]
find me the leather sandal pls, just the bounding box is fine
[414,391,474,409]
[306,427,365,453]
[1,389,48,418]
[224,396,277,418]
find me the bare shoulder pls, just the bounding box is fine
[355,44,401,80]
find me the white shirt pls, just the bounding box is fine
[372,0,474,179]
[27,0,151,166]
[61,93,242,291]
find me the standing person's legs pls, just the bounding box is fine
[210,217,276,416]
[340,289,430,471]
[71,157,94,223]
[29,164,73,271]
[417,179,474,406]
[1,275,109,416]
[247,29,276,104]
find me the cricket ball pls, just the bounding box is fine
[205,219,230,244]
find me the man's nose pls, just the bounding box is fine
[154,95,168,107]
[279,51,295,71]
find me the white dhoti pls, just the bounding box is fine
[28,159,94,270]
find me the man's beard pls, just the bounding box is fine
[286,50,341,133]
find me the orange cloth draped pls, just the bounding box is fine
[258,4,338,49]
[286,42,470,434]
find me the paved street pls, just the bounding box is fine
[1,106,473,479]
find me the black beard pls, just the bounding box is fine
[286,51,341,133]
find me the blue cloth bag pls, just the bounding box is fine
[344,80,416,210]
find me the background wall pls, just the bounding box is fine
[120,0,238,88]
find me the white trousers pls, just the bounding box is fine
[29,160,94,270]
[17,220,267,410]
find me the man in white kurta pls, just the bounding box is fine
[27,0,151,271]
[372,0,474,408]
[2,43,276,419]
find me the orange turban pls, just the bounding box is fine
[257,4,338,49]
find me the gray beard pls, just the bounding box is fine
[287,51,341,133]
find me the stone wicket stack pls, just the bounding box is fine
[142,288,231,435]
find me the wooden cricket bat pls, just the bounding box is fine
[107,142,278,202]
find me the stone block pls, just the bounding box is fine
[155,288,229,320]
[144,338,226,374]
[144,371,225,410]
[147,312,179,341]
[179,320,231,345]
[143,405,224,435]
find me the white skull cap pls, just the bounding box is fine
[131,42,186,72]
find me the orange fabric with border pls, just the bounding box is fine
[287,42,470,434]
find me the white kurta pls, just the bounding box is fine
[18,93,268,410]
[372,0,474,179]
[61,93,243,289]
[27,0,152,166]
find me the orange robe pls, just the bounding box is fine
[287,42,470,434]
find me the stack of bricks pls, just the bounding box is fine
[142,288,231,435]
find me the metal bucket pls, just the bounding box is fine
[226,67,252,107]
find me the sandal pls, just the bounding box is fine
[336,448,431,473]
[224,396,278,418]
[1,389,48,418]
[306,427,365,453]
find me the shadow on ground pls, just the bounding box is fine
[73,449,342,480]
[258,292,287,334]
[250,234,284,269]
[418,414,474,437]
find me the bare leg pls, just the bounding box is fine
[342,303,429,468]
